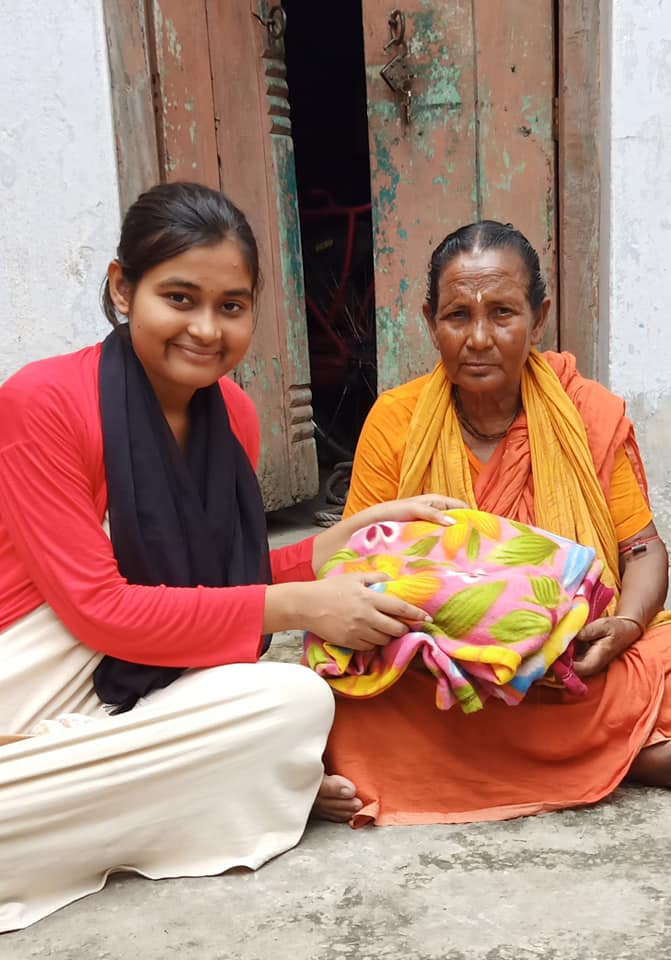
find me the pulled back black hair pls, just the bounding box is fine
[425,220,546,316]
[102,182,259,327]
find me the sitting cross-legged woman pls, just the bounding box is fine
[0,182,461,930]
[318,220,671,826]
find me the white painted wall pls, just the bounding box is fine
[0,0,120,384]
[601,0,671,564]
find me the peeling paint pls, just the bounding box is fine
[365,0,478,388]
[372,135,400,216]
[366,0,557,388]
[165,17,182,64]
[272,142,308,377]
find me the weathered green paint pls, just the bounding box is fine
[364,0,557,389]
[149,0,219,186]
[472,0,557,347]
[372,136,400,216]
[271,141,309,377]
[363,0,479,389]
[102,0,161,214]
[253,15,317,506]
[164,16,182,62]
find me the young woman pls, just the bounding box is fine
[0,182,458,931]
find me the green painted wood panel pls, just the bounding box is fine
[146,0,318,508]
[474,0,557,348]
[362,0,478,391]
[362,0,559,389]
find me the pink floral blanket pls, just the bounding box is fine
[304,509,613,713]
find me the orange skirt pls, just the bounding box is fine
[324,624,671,826]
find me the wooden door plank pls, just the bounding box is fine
[206,0,317,507]
[102,0,160,213]
[362,0,478,390]
[149,0,219,186]
[473,0,558,348]
[558,0,601,377]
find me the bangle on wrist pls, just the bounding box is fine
[611,615,646,639]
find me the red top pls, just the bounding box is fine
[0,344,315,666]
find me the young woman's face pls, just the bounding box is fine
[109,239,255,406]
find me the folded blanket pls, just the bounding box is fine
[304,509,613,713]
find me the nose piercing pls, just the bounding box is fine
[476,290,482,303]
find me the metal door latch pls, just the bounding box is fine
[380,9,413,124]
[252,5,287,43]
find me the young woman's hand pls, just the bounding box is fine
[266,573,431,651]
[354,494,469,530]
[311,494,469,574]
[301,572,432,650]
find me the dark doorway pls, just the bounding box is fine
[283,0,377,465]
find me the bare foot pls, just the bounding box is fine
[312,773,363,822]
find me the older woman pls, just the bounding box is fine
[318,221,671,826]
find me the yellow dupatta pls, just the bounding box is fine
[398,350,625,598]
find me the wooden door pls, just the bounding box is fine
[205,0,318,508]
[106,0,318,510]
[361,0,557,391]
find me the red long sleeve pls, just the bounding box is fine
[0,345,313,666]
[270,537,316,584]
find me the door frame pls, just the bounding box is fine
[102,0,602,379]
[557,0,601,378]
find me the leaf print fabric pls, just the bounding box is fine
[304,509,614,713]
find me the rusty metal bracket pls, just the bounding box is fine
[384,9,406,51]
[380,9,413,124]
[252,5,287,42]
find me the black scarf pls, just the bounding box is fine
[95,329,271,712]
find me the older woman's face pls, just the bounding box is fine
[423,248,549,396]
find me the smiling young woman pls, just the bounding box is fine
[0,182,461,930]
[107,239,257,449]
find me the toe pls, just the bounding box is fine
[312,797,363,823]
[318,773,357,800]
[313,773,362,821]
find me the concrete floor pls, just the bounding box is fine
[4,499,671,959]
[4,787,670,959]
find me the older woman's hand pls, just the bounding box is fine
[573,617,643,678]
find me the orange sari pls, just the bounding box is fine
[328,351,671,825]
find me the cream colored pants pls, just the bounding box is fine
[0,605,334,932]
